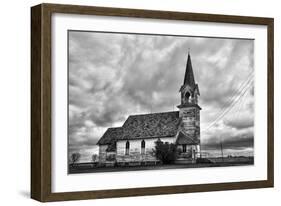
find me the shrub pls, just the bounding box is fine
[196,158,213,164]
[154,139,177,164]
[106,153,116,161]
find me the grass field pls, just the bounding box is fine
[69,157,254,174]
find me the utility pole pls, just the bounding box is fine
[198,138,202,159]
[220,136,224,162]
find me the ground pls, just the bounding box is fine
[69,157,254,174]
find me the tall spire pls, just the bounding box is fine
[183,52,195,87]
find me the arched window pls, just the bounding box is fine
[125,141,130,155]
[185,92,190,102]
[141,140,145,154]
[182,144,187,153]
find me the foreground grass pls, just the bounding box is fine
[69,160,254,174]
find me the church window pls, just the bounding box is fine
[182,144,187,153]
[141,140,145,154]
[185,92,190,102]
[125,141,130,155]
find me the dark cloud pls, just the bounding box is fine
[202,132,254,151]
[224,116,254,130]
[197,40,254,109]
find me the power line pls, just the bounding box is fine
[231,83,249,123]
[201,72,254,132]
[203,79,253,132]
[202,78,253,132]
[207,72,254,125]
[220,79,251,127]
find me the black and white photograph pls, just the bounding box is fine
[68,30,254,174]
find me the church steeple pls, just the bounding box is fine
[183,52,195,87]
[176,51,201,156]
[178,52,200,107]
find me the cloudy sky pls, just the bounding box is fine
[68,30,254,162]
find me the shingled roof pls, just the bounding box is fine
[121,111,180,140]
[97,111,180,145]
[176,131,199,145]
[97,127,123,145]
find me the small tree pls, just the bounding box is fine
[91,154,98,168]
[70,153,80,166]
[92,154,98,162]
[154,139,177,164]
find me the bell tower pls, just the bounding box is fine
[177,52,201,148]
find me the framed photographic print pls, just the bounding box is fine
[31,3,274,202]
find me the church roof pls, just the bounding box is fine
[183,53,196,88]
[97,111,180,145]
[97,127,123,145]
[176,131,199,145]
[122,111,180,140]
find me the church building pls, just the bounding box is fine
[97,53,201,166]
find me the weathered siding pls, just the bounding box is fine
[177,145,196,158]
[179,107,200,142]
[98,145,107,163]
[99,137,200,165]
[175,144,198,163]
[195,144,201,158]
[116,137,175,163]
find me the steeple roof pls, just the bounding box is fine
[183,53,196,87]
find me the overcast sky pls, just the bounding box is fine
[68,31,254,162]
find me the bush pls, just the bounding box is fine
[106,154,116,161]
[154,139,177,164]
[196,158,213,164]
